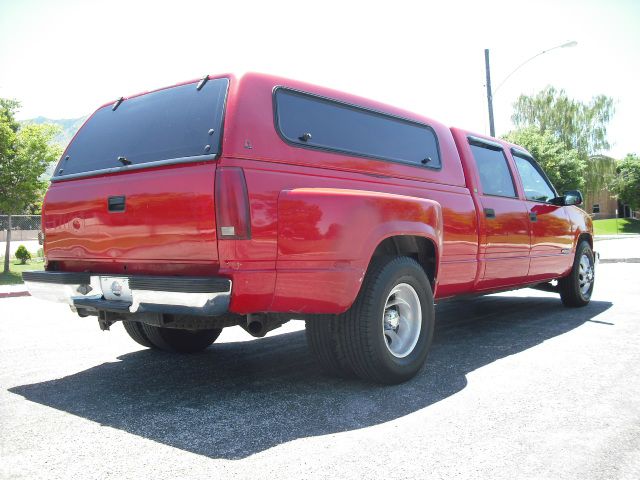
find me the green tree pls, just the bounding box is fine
[0,98,20,130]
[0,99,61,274]
[512,86,615,156]
[510,87,615,206]
[14,245,31,264]
[0,99,20,170]
[612,154,640,210]
[502,126,585,193]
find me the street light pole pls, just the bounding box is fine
[484,41,577,138]
[484,49,495,137]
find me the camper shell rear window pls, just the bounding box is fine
[53,78,229,179]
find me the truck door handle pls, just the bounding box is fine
[484,208,496,219]
[529,212,538,222]
[108,196,126,212]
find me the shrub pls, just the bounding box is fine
[15,245,31,264]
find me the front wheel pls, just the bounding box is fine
[338,256,435,384]
[559,241,595,307]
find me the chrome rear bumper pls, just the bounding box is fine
[22,271,231,316]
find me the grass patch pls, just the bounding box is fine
[593,218,640,235]
[0,258,45,285]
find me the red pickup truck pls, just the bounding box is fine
[24,73,596,384]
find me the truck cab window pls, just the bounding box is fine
[469,144,516,197]
[513,155,556,203]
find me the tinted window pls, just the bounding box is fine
[55,78,229,177]
[275,89,440,168]
[469,144,516,197]
[514,155,556,202]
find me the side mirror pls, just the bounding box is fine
[563,190,583,206]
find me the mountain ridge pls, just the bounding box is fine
[23,116,87,148]
[22,116,86,177]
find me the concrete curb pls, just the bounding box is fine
[595,234,640,241]
[599,258,640,264]
[0,291,30,299]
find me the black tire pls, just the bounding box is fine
[122,320,155,348]
[140,324,222,353]
[340,256,435,385]
[559,240,595,307]
[305,315,355,378]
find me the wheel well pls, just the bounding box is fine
[371,236,437,288]
[577,232,593,250]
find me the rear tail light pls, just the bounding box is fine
[215,167,251,239]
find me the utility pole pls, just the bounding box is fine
[484,49,495,137]
[483,42,576,140]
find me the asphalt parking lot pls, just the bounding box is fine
[1,263,639,480]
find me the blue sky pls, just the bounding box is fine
[0,0,638,157]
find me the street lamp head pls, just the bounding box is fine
[561,41,578,48]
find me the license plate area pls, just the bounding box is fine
[100,276,133,302]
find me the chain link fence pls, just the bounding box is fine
[0,215,42,241]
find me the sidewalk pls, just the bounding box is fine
[594,235,640,263]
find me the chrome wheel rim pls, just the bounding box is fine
[382,283,421,358]
[578,253,594,296]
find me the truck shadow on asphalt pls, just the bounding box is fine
[10,294,612,459]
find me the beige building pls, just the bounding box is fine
[583,155,638,220]
[585,191,638,220]
[585,190,618,219]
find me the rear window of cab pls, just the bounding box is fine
[274,88,441,169]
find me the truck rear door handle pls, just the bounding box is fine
[108,196,126,212]
[529,212,538,222]
[484,208,495,219]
